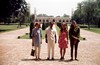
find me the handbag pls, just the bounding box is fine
[31,48,35,56]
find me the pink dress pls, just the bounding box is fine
[58,31,68,48]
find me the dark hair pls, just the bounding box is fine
[50,21,54,25]
[60,22,67,32]
[72,20,77,25]
[70,24,74,29]
[35,22,41,28]
[35,19,38,22]
[53,19,55,22]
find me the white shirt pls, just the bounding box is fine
[46,26,56,41]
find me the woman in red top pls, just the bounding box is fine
[58,22,68,60]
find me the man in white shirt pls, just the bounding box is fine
[45,21,57,60]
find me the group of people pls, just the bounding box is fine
[30,20,80,61]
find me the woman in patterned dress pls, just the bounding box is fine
[58,22,68,60]
[32,22,42,60]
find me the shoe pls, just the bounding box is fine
[62,57,64,60]
[51,57,54,60]
[75,58,79,61]
[70,58,73,61]
[60,57,62,60]
[46,57,50,60]
[35,56,38,60]
[38,58,41,60]
[35,58,38,60]
[60,57,64,60]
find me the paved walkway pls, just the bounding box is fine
[0,27,100,65]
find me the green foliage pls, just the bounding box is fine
[20,34,29,39]
[30,14,35,23]
[0,0,30,24]
[63,14,70,17]
[72,0,100,28]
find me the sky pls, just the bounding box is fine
[25,0,84,17]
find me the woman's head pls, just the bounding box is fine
[61,22,66,29]
[61,22,67,32]
[35,22,40,28]
[72,20,77,27]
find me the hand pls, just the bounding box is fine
[73,36,78,40]
[65,38,68,41]
[45,39,48,43]
[41,38,42,44]
[58,40,60,44]
[40,41,42,44]
[67,40,69,44]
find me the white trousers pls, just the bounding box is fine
[47,40,55,58]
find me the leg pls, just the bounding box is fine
[38,47,41,59]
[52,42,54,59]
[75,41,79,59]
[70,42,73,60]
[47,42,50,59]
[35,46,38,59]
[63,48,66,59]
[60,48,62,58]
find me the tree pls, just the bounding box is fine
[94,0,100,28]
[0,0,28,24]
[72,0,100,29]
[30,14,35,23]
[63,14,69,18]
[37,14,48,17]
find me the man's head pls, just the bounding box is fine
[50,21,54,29]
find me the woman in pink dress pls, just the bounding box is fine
[58,22,68,60]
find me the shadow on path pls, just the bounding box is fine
[21,58,60,61]
[21,58,78,62]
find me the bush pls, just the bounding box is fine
[26,33,29,35]
[18,36,21,39]
[80,25,88,28]
[83,38,86,40]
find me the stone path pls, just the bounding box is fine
[0,27,100,65]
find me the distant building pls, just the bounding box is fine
[34,16,70,23]
[33,8,71,23]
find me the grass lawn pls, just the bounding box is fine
[20,33,30,39]
[0,25,27,33]
[82,28,100,34]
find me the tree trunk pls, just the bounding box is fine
[98,18,100,28]
[87,15,90,30]
[88,21,90,30]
